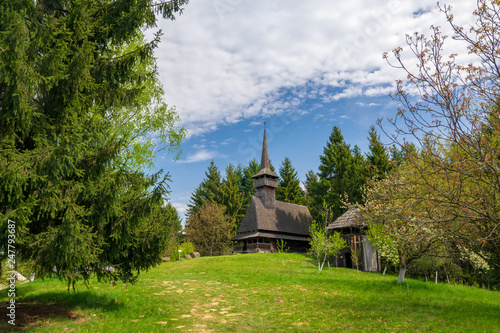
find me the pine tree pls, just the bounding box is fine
[0,0,188,287]
[304,169,321,220]
[276,157,305,205]
[366,126,391,179]
[240,158,260,205]
[348,145,368,205]
[220,164,246,232]
[162,203,183,259]
[317,126,367,219]
[186,160,221,218]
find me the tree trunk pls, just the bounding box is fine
[318,253,327,273]
[397,254,406,283]
[397,267,406,284]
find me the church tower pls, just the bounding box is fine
[231,126,313,253]
[252,129,278,209]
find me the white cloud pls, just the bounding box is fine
[176,149,217,164]
[357,102,381,107]
[220,138,234,145]
[153,0,476,137]
[171,202,188,214]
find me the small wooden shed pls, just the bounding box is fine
[326,207,380,272]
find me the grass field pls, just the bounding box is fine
[1,253,499,332]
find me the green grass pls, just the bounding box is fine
[1,253,499,332]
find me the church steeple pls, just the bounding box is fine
[253,129,278,179]
[260,128,271,170]
[252,128,278,209]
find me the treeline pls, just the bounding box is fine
[184,157,305,255]
[184,126,402,255]
[305,126,405,224]
[184,123,499,288]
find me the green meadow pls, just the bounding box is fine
[1,253,499,332]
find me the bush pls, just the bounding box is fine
[169,242,196,261]
[184,202,233,256]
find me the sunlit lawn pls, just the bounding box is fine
[1,253,499,332]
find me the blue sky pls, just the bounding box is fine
[146,0,476,220]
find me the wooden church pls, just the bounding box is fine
[231,130,313,253]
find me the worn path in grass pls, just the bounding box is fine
[1,253,499,332]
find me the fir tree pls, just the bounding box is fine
[348,145,368,205]
[304,169,321,219]
[317,126,367,220]
[220,164,246,232]
[0,0,188,287]
[366,126,391,179]
[276,157,305,205]
[240,158,260,206]
[162,203,183,259]
[186,160,221,217]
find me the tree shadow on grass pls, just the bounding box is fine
[0,290,123,332]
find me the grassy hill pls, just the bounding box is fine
[1,253,499,332]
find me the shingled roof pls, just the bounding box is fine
[235,197,312,237]
[326,207,364,230]
[231,231,310,242]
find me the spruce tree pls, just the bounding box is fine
[366,126,391,179]
[240,158,260,204]
[162,203,183,259]
[304,169,322,220]
[317,126,367,220]
[186,160,222,217]
[220,164,246,232]
[276,157,305,205]
[0,0,188,287]
[348,145,368,204]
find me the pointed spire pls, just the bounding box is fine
[252,127,278,179]
[260,128,270,170]
[252,125,278,208]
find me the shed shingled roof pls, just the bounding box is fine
[326,207,364,230]
[235,196,312,236]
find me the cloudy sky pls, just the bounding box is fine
[148,0,476,220]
